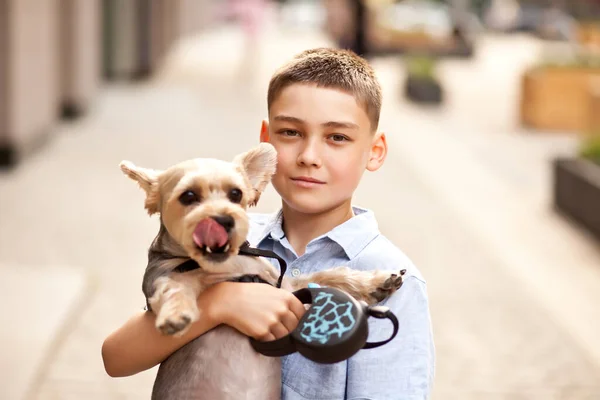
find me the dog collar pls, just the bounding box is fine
[173,241,287,288]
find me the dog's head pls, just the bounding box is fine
[120,143,277,271]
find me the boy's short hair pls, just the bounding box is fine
[267,48,382,130]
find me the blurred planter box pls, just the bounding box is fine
[553,158,600,240]
[59,0,101,118]
[576,23,600,49]
[404,56,444,105]
[520,67,600,133]
[405,76,443,104]
[0,0,60,167]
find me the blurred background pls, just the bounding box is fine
[1,0,600,399]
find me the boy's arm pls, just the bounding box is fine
[346,276,435,400]
[101,283,225,377]
[102,309,215,377]
[102,282,306,377]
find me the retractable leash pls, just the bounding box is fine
[238,242,400,364]
[250,286,399,364]
[173,241,400,364]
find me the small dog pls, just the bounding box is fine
[120,143,404,400]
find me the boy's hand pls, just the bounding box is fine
[205,282,306,341]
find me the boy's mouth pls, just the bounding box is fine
[291,176,325,184]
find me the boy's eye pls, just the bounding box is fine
[279,129,300,137]
[179,190,200,206]
[330,134,350,142]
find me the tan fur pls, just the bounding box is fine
[232,143,278,206]
[290,266,405,304]
[120,143,405,400]
[119,161,161,214]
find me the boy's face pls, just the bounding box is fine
[261,83,386,215]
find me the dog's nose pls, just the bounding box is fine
[212,215,235,232]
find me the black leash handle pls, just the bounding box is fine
[250,287,401,363]
[238,241,287,288]
[362,305,399,349]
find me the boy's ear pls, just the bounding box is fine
[233,143,277,207]
[259,119,270,143]
[119,161,162,215]
[366,131,387,172]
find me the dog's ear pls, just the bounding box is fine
[233,143,277,207]
[119,161,162,214]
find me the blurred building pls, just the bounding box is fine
[0,0,216,168]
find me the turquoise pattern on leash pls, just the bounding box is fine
[299,292,356,344]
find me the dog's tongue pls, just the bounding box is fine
[193,218,229,249]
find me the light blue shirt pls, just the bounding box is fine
[248,206,435,400]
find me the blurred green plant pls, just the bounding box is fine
[580,135,600,164]
[534,47,600,70]
[405,55,438,80]
[536,54,600,69]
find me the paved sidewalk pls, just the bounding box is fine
[1,17,599,400]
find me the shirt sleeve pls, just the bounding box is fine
[345,276,435,400]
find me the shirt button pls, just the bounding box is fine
[291,268,300,277]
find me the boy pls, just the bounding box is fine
[102,48,435,399]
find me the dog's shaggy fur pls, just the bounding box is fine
[120,143,404,400]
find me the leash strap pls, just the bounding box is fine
[238,241,287,288]
[173,258,201,273]
[362,306,399,349]
[172,241,287,288]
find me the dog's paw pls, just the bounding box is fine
[156,307,199,336]
[157,314,191,336]
[369,269,406,303]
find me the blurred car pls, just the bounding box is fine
[483,0,576,40]
[378,0,482,39]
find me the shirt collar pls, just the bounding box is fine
[256,206,380,260]
[256,208,285,244]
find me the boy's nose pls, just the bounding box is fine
[297,142,322,167]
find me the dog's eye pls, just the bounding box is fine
[179,190,199,206]
[228,188,243,203]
